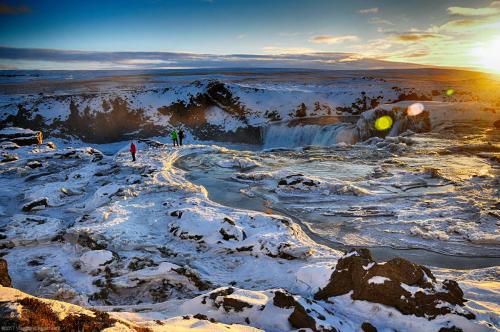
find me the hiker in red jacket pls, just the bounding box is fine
[130,142,137,161]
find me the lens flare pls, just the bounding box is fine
[446,89,454,96]
[407,103,425,116]
[374,115,393,131]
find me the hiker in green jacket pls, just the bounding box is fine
[171,129,179,147]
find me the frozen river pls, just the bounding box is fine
[176,120,500,269]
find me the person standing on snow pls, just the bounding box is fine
[178,128,185,146]
[130,141,137,161]
[171,129,179,147]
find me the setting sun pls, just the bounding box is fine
[472,36,500,73]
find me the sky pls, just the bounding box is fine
[1,0,500,72]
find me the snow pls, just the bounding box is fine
[0,127,37,135]
[3,214,64,245]
[79,250,114,272]
[0,138,498,331]
[367,276,391,285]
[400,283,426,296]
[295,263,333,293]
[363,262,375,270]
[143,317,264,331]
[216,156,261,169]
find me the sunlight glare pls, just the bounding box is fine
[407,103,425,116]
[374,115,393,131]
[472,36,500,73]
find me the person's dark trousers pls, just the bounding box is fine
[173,138,179,146]
[179,138,183,146]
[131,152,136,161]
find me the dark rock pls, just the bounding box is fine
[76,233,107,250]
[22,197,48,212]
[273,290,296,308]
[127,257,157,271]
[27,160,43,169]
[315,249,473,319]
[1,153,19,163]
[273,290,325,331]
[295,103,307,117]
[0,141,19,150]
[221,297,253,312]
[0,128,42,146]
[236,246,253,252]
[278,174,319,188]
[223,217,235,225]
[88,148,104,162]
[193,313,209,320]
[170,210,183,218]
[172,267,211,291]
[439,327,463,332]
[361,322,377,332]
[493,120,500,129]
[10,136,39,146]
[219,228,238,241]
[0,259,12,287]
[0,297,138,332]
[208,287,234,300]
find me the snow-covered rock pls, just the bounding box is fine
[79,250,114,273]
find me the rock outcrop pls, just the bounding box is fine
[0,259,12,287]
[356,107,431,141]
[0,287,148,332]
[315,249,474,319]
[0,127,42,146]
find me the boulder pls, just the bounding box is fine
[27,161,43,169]
[0,259,12,287]
[22,197,49,212]
[0,141,20,150]
[1,152,19,163]
[0,127,42,146]
[315,249,473,319]
[0,288,141,331]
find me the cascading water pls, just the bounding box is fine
[261,107,434,149]
[262,122,357,148]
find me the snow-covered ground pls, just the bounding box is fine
[0,69,499,331]
[0,126,499,331]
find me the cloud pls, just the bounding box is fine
[358,7,378,14]
[118,59,175,65]
[0,2,30,14]
[262,46,316,54]
[434,14,500,33]
[402,51,430,58]
[309,35,359,44]
[369,17,393,25]
[447,6,500,16]
[0,46,427,70]
[392,33,441,42]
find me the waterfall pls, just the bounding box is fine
[262,107,432,149]
[262,123,357,148]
